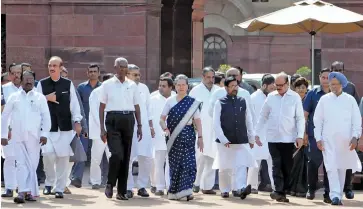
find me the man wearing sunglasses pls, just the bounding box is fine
[330,61,360,200]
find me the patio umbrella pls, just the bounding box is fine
[235,0,363,85]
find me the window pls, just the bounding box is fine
[204,35,227,70]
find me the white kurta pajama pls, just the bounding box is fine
[246,89,274,190]
[1,82,20,190]
[88,87,111,185]
[36,81,82,193]
[189,83,219,190]
[127,82,153,190]
[212,98,257,193]
[149,93,171,191]
[313,92,362,200]
[209,87,256,192]
[1,89,51,197]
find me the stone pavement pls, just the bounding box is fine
[2,186,363,209]
[2,168,363,208]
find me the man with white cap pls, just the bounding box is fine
[313,72,362,205]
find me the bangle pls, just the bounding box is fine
[198,136,202,138]
[137,124,142,127]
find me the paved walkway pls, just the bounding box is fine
[2,186,363,209]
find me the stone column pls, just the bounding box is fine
[192,0,205,78]
[160,1,173,75]
[146,1,162,89]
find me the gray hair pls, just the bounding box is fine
[226,68,239,77]
[276,72,289,84]
[114,57,128,67]
[202,66,215,76]
[174,74,188,85]
[128,64,140,70]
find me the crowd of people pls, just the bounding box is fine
[1,56,363,206]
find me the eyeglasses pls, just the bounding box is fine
[275,82,287,87]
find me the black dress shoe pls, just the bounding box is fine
[1,189,13,197]
[116,194,128,200]
[221,192,229,198]
[193,185,200,193]
[150,186,156,194]
[55,192,64,198]
[270,191,289,202]
[43,186,52,195]
[104,184,113,199]
[202,189,216,195]
[126,190,134,198]
[323,193,332,204]
[70,178,82,188]
[240,185,252,200]
[345,190,354,199]
[331,197,342,205]
[306,191,315,200]
[25,194,36,201]
[155,190,164,196]
[137,188,150,197]
[14,195,25,204]
[232,190,241,197]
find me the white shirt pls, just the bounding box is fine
[314,92,362,142]
[1,89,51,141]
[313,92,362,173]
[256,89,305,143]
[99,76,141,111]
[88,87,104,140]
[150,93,170,151]
[151,90,176,97]
[189,83,219,157]
[161,95,200,125]
[209,87,254,123]
[137,83,153,121]
[213,98,255,145]
[36,78,82,122]
[2,82,20,101]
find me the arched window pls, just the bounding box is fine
[203,34,227,70]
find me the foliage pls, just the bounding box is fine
[218,64,232,73]
[296,66,311,77]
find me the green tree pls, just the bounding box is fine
[296,66,312,84]
[218,64,232,73]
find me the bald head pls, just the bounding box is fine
[226,68,241,83]
[275,72,289,95]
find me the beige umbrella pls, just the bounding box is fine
[235,0,363,85]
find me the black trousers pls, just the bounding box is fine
[106,112,135,195]
[1,156,4,182]
[268,142,295,195]
[36,152,46,181]
[259,160,271,186]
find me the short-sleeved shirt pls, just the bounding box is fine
[303,86,327,137]
[161,95,200,125]
[77,80,101,121]
[99,76,140,112]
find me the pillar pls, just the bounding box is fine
[192,0,205,77]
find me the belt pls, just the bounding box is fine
[108,111,134,115]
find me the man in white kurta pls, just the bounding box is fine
[209,68,255,197]
[1,71,51,203]
[313,72,362,205]
[213,76,256,199]
[247,74,276,194]
[149,77,174,195]
[36,57,82,198]
[1,64,22,197]
[189,67,219,194]
[126,64,154,198]
[89,75,112,189]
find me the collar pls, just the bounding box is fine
[112,75,129,84]
[226,94,237,99]
[20,87,36,95]
[271,89,294,96]
[87,80,101,87]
